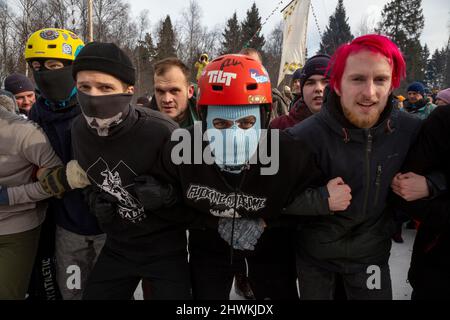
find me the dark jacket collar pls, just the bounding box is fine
[32,95,80,125]
[403,98,427,112]
[290,99,313,122]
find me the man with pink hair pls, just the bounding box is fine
[285,34,422,299]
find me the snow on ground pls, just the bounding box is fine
[134,226,416,300]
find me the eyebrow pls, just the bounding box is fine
[78,81,115,87]
[347,72,391,77]
[155,85,181,91]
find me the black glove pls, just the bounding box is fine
[134,175,179,211]
[87,190,118,225]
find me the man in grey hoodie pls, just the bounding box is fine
[0,92,88,299]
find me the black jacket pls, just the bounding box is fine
[71,106,186,260]
[396,105,450,288]
[286,90,422,273]
[30,96,102,235]
[153,125,324,253]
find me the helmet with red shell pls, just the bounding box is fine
[197,54,272,126]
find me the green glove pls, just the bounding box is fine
[37,160,91,198]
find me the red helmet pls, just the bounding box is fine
[197,54,272,114]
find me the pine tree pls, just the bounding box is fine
[445,40,450,88]
[156,15,177,60]
[263,21,283,86]
[240,2,265,51]
[319,0,353,55]
[134,32,156,98]
[420,44,430,85]
[378,0,425,87]
[425,46,436,87]
[378,0,424,46]
[221,12,241,54]
[426,48,448,89]
[404,41,426,85]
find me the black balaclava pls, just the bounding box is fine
[77,91,132,136]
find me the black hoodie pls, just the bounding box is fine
[152,124,324,254]
[71,105,186,260]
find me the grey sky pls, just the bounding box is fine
[129,0,449,54]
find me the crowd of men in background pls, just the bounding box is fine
[1,27,449,301]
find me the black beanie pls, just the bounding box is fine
[300,54,331,92]
[72,42,135,85]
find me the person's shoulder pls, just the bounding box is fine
[136,106,179,132]
[71,113,85,132]
[1,109,47,143]
[269,114,289,129]
[278,129,317,158]
[285,112,321,138]
[395,107,422,125]
[424,105,450,127]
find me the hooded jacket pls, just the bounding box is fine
[0,100,62,235]
[395,105,450,289]
[403,99,436,120]
[270,99,313,130]
[153,125,324,254]
[286,90,422,273]
[29,96,102,235]
[71,105,187,259]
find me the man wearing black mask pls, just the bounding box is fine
[25,28,105,300]
[71,42,191,300]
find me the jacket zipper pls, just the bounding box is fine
[362,130,373,216]
[374,165,382,206]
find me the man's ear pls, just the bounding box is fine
[126,86,135,94]
[188,84,194,99]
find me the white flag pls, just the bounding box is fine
[277,0,310,86]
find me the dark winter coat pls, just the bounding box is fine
[270,99,313,130]
[153,126,324,254]
[396,105,450,293]
[286,90,422,273]
[71,106,187,259]
[29,96,102,235]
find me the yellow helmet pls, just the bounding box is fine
[25,28,84,62]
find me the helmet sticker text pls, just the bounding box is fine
[207,70,237,86]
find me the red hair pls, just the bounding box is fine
[328,34,406,92]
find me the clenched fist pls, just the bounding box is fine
[391,172,429,201]
[326,177,352,212]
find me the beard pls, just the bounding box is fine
[342,105,383,129]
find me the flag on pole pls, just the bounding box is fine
[277,0,310,86]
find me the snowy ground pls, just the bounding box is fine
[134,226,416,300]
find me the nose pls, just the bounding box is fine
[362,80,376,98]
[161,92,172,104]
[315,82,326,93]
[25,96,34,105]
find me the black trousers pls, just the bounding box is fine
[297,257,392,300]
[409,264,450,300]
[26,209,61,300]
[189,227,299,300]
[83,244,191,300]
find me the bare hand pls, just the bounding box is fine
[327,177,352,212]
[391,172,429,201]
